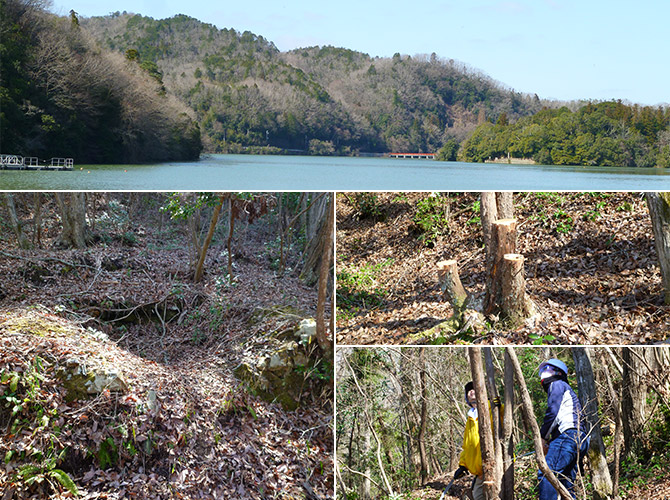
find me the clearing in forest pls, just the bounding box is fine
[336,192,670,345]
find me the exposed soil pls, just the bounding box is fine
[336,192,670,345]
[0,195,333,499]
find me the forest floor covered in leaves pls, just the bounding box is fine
[406,461,670,500]
[336,192,670,345]
[0,196,333,499]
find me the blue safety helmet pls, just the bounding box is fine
[538,358,568,377]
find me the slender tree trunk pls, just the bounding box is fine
[483,348,504,492]
[645,192,670,303]
[362,421,372,499]
[227,197,236,282]
[506,347,574,500]
[601,350,623,500]
[4,194,31,249]
[500,253,536,326]
[481,192,514,251]
[301,193,330,286]
[194,195,225,282]
[496,193,514,219]
[33,193,42,248]
[621,347,649,462]
[316,194,334,354]
[469,347,500,500]
[418,347,429,485]
[501,351,515,500]
[572,348,613,499]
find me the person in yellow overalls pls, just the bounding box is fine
[452,381,502,500]
[452,381,485,500]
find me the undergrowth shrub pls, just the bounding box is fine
[412,193,450,246]
[337,260,393,317]
[346,193,384,220]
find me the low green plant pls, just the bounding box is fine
[617,201,634,212]
[467,199,481,225]
[528,333,556,345]
[97,437,118,469]
[552,209,573,234]
[412,194,450,246]
[337,260,393,315]
[346,193,383,220]
[16,448,79,496]
[583,200,606,221]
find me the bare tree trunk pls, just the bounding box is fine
[3,194,31,249]
[506,347,574,500]
[483,348,504,492]
[301,193,330,286]
[621,347,649,462]
[501,351,515,500]
[496,193,514,219]
[418,347,429,485]
[645,192,670,303]
[469,347,500,500]
[54,193,91,249]
[481,192,498,251]
[227,197,236,282]
[33,193,43,249]
[481,192,514,251]
[363,421,372,499]
[572,348,613,500]
[601,350,623,500]
[316,194,334,354]
[194,195,225,282]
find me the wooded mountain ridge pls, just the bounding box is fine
[81,12,548,155]
[0,0,202,163]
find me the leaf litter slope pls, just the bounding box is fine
[336,192,669,345]
[0,198,333,499]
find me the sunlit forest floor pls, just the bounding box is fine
[336,192,670,345]
[407,462,670,500]
[0,196,333,499]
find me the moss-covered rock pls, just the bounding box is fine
[57,358,127,402]
[233,339,311,411]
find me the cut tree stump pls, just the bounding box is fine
[500,253,536,327]
[437,260,468,315]
[485,219,518,315]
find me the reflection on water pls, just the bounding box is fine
[1,154,669,191]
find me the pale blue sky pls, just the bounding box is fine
[50,0,669,105]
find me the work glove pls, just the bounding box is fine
[453,465,469,480]
[492,396,501,408]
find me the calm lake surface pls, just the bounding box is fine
[2,154,670,191]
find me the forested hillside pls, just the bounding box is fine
[459,101,670,167]
[81,13,545,155]
[0,0,202,163]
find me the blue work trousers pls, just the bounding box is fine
[537,429,588,500]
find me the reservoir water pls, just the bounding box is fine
[1,154,670,191]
